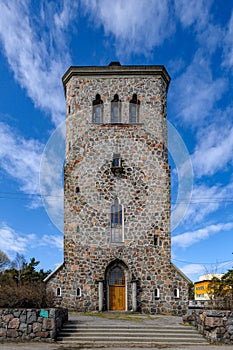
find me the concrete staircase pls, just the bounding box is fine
[57,315,208,347]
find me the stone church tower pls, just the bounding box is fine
[46,62,190,314]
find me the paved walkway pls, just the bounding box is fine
[2,343,233,350]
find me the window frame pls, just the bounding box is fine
[56,287,62,297]
[174,287,180,299]
[154,287,160,299]
[111,198,124,243]
[111,94,121,123]
[129,94,140,123]
[92,94,104,123]
[76,287,82,298]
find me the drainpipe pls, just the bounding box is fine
[98,279,104,311]
[131,280,137,312]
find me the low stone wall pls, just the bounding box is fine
[0,308,68,342]
[183,309,233,344]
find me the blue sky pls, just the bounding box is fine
[0,0,233,282]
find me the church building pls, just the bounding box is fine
[45,62,190,314]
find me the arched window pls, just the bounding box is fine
[111,94,121,123]
[111,198,124,242]
[56,287,61,297]
[174,287,180,299]
[154,287,160,299]
[129,93,140,123]
[76,287,81,298]
[93,94,103,123]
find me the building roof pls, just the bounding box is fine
[171,263,192,284]
[43,262,64,282]
[62,62,171,96]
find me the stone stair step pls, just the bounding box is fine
[63,324,195,328]
[56,316,208,346]
[59,330,202,336]
[57,339,208,345]
[60,331,199,336]
[62,327,198,330]
[57,337,207,343]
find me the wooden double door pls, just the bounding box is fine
[108,267,126,311]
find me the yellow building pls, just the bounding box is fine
[194,274,223,301]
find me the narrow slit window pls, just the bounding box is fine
[129,94,140,123]
[154,235,158,246]
[76,287,81,298]
[111,198,124,242]
[56,287,61,297]
[154,287,160,299]
[174,288,180,299]
[111,94,121,123]
[93,94,103,123]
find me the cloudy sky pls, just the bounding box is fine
[0,0,233,282]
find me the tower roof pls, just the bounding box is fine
[62,63,171,96]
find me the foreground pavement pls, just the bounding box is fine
[1,344,233,350]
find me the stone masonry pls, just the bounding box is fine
[0,308,68,341]
[46,63,190,314]
[183,309,233,344]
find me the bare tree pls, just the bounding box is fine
[11,253,27,285]
[0,250,10,271]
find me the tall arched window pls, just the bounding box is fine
[76,287,81,298]
[111,94,121,123]
[129,93,140,123]
[111,198,124,242]
[154,287,160,299]
[174,287,180,299]
[93,94,103,123]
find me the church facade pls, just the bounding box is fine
[45,62,190,314]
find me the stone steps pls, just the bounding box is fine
[57,321,208,346]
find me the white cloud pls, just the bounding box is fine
[197,22,224,54]
[176,259,233,282]
[222,10,233,69]
[82,0,174,57]
[172,222,233,248]
[0,223,36,256]
[192,123,233,177]
[171,50,226,125]
[0,122,43,198]
[0,222,63,259]
[179,263,206,280]
[41,234,63,249]
[0,1,77,126]
[175,1,223,54]
[181,182,233,224]
[175,0,211,29]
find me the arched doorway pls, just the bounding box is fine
[109,266,126,311]
[104,259,130,311]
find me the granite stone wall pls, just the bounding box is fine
[183,309,233,344]
[0,308,68,341]
[46,65,190,314]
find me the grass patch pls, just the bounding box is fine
[180,322,193,326]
